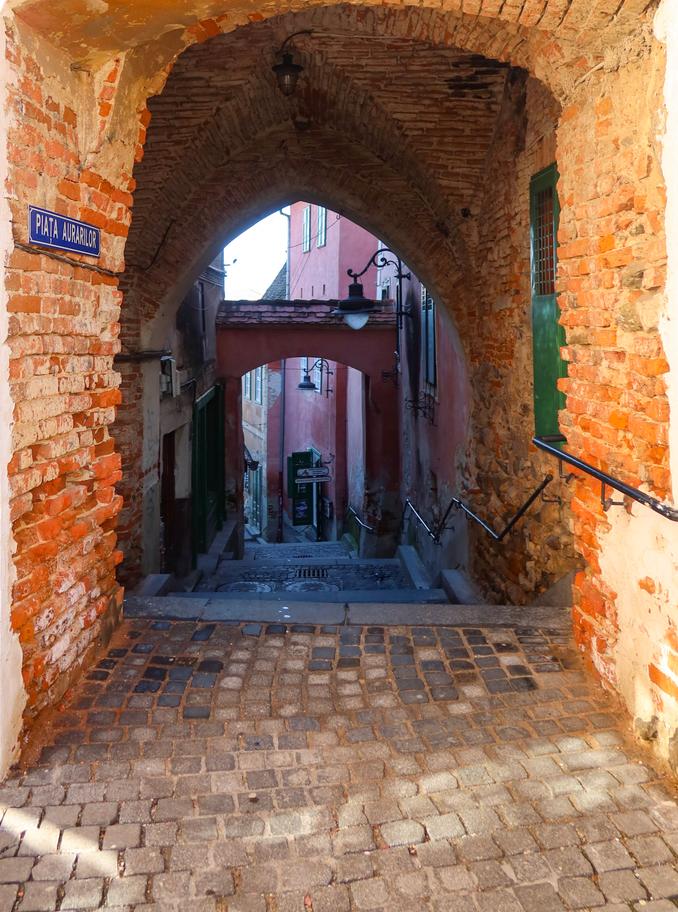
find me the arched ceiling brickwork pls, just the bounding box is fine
[121,5,542,339]
[129,122,473,349]
[10,0,654,68]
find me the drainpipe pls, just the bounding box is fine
[277,206,291,542]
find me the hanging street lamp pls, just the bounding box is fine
[335,247,411,332]
[272,31,311,97]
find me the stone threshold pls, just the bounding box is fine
[124,596,571,629]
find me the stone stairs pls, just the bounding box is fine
[166,539,448,605]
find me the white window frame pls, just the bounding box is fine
[317,206,327,248]
[243,371,252,400]
[253,366,263,404]
[302,205,311,253]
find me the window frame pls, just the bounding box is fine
[317,206,327,248]
[253,366,263,404]
[302,205,312,253]
[420,284,437,388]
[242,371,252,400]
[529,163,567,438]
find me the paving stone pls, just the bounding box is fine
[3,618,678,912]
[15,881,60,911]
[598,869,648,902]
[636,864,678,898]
[422,812,464,840]
[350,877,389,908]
[101,823,141,851]
[514,882,566,911]
[557,876,606,908]
[106,875,149,905]
[380,819,425,846]
[584,839,635,872]
[60,877,104,909]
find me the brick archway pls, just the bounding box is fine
[0,0,673,770]
[217,303,402,557]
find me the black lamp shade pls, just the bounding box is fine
[273,53,304,96]
[332,281,378,330]
[298,371,317,391]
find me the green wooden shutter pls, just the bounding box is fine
[191,384,225,562]
[530,164,566,438]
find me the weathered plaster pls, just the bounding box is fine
[0,19,27,778]
[657,0,678,495]
[599,508,678,755]
[587,0,678,764]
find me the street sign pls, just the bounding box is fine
[28,206,101,257]
[295,466,332,483]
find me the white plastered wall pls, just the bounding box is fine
[0,15,27,779]
[593,0,678,762]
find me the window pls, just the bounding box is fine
[242,371,252,400]
[302,205,311,253]
[317,206,327,247]
[253,366,263,404]
[420,285,437,387]
[530,164,566,437]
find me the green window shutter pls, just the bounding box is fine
[530,164,566,438]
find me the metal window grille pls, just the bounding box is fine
[533,186,556,296]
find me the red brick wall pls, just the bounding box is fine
[556,47,670,688]
[1,1,671,762]
[4,24,131,720]
[456,75,578,603]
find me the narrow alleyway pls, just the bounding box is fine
[2,611,678,911]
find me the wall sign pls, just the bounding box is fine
[28,206,100,257]
[295,466,332,483]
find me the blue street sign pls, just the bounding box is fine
[28,206,100,257]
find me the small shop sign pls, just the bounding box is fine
[295,466,332,484]
[29,206,100,257]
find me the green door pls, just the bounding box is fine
[192,384,225,560]
[530,164,567,438]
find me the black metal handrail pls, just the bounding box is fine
[437,474,555,542]
[533,435,678,521]
[347,505,376,534]
[403,499,438,541]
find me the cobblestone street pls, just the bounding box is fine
[2,618,678,911]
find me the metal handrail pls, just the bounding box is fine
[533,435,678,521]
[437,475,554,542]
[403,499,438,541]
[347,505,376,534]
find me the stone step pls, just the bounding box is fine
[171,588,448,604]
[123,595,571,629]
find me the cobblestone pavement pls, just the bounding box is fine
[2,619,678,911]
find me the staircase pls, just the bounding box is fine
[126,538,569,629]
[172,539,447,604]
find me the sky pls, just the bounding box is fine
[223,209,289,299]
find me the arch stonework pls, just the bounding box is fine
[216,305,402,558]
[0,0,675,773]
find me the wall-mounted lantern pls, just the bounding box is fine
[272,31,312,96]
